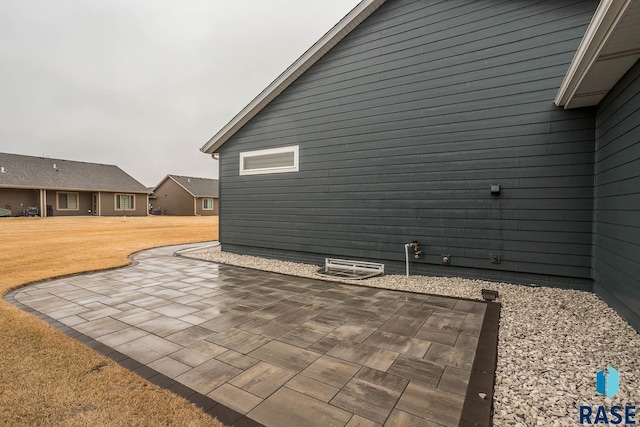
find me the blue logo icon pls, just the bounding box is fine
[596,366,620,399]
[580,366,636,425]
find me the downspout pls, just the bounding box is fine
[194,197,197,216]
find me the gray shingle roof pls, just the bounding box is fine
[166,175,219,198]
[0,152,148,193]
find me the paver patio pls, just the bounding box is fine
[5,243,499,427]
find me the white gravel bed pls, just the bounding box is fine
[186,246,640,426]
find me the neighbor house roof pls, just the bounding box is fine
[0,152,148,193]
[155,175,219,198]
[200,0,386,155]
[555,0,640,109]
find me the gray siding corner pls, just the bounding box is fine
[593,58,640,331]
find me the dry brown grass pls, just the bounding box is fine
[0,216,224,427]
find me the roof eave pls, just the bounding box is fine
[200,0,387,155]
[555,0,635,109]
[0,184,149,193]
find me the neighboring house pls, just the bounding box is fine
[0,152,149,217]
[151,175,218,216]
[200,1,640,331]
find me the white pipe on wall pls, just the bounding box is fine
[405,243,411,277]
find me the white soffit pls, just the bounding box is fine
[556,0,640,109]
[201,0,386,155]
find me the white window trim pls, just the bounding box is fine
[239,145,299,176]
[203,198,214,210]
[56,192,79,211]
[115,194,135,211]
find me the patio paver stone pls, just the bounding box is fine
[6,243,498,427]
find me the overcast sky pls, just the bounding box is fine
[0,1,361,186]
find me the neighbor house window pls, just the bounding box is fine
[115,194,135,210]
[203,198,214,210]
[57,192,79,210]
[239,145,299,175]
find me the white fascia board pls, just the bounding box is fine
[200,0,386,154]
[555,0,633,108]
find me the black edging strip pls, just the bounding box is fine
[459,301,501,427]
[3,290,265,427]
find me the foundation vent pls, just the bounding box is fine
[316,258,384,280]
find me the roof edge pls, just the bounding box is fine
[0,185,150,194]
[200,0,387,154]
[554,0,633,109]
[151,174,172,192]
[167,175,196,197]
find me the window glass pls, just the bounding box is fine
[58,192,78,209]
[243,151,295,170]
[116,194,134,210]
[239,146,299,175]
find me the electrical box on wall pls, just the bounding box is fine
[490,253,501,264]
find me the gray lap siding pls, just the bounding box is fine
[218,0,598,288]
[593,58,640,331]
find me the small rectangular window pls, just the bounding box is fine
[57,192,79,210]
[203,198,214,210]
[116,194,135,210]
[239,145,299,175]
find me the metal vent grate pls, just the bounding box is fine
[316,258,384,280]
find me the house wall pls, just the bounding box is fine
[98,193,148,216]
[151,187,218,216]
[153,179,193,216]
[153,179,195,216]
[45,191,92,216]
[195,197,218,216]
[0,188,39,216]
[0,189,147,217]
[218,0,598,288]
[593,59,640,331]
